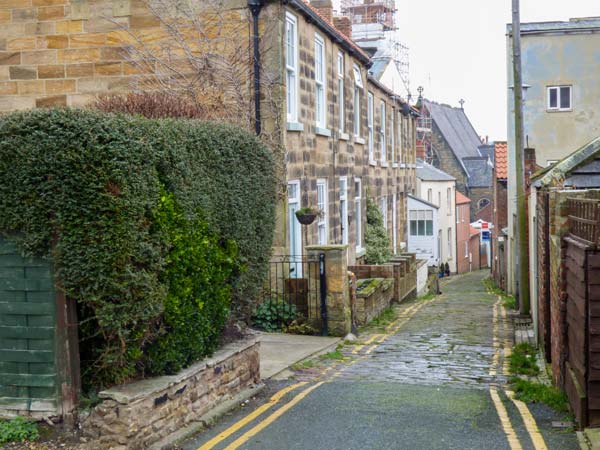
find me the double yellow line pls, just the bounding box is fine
[198,299,430,450]
[489,296,548,450]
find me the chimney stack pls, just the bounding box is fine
[333,16,352,39]
[311,0,333,23]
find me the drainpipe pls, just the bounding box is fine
[248,0,264,136]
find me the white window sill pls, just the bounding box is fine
[381,161,389,168]
[339,132,350,141]
[546,108,572,113]
[392,163,399,168]
[369,159,377,167]
[354,136,365,145]
[316,127,331,137]
[287,122,304,132]
[356,247,366,257]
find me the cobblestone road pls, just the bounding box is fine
[183,270,580,450]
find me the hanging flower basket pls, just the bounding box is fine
[295,207,322,225]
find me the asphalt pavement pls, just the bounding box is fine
[180,270,580,450]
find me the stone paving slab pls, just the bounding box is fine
[257,332,340,379]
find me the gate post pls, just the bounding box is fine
[306,245,350,336]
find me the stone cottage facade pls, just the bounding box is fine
[0,0,416,265]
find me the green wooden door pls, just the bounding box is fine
[0,238,58,417]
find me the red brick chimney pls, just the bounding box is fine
[311,0,333,23]
[333,16,352,39]
[524,147,537,188]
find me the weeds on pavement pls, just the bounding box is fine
[509,377,569,413]
[482,277,516,309]
[509,343,540,376]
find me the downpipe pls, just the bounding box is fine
[248,0,263,136]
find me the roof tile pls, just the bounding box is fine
[495,141,508,180]
[456,191,471,205]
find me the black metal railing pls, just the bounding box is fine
[257,254,327,335]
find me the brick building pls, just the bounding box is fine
[0,0,416,265]
[456,191,472,274]
[492,141,508,289]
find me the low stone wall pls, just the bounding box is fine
[82,339,260,449]
[355,278,395,325]
[416,259,429,296]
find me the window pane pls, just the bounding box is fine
[549,88,557,108]
[410,220,417,235]
[426,220,433,236]
[417,210,425,220]
[425,210,433,220]
[560,86,571,109]
[409,211,417,220]
[418,220,425,236]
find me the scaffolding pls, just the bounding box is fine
[340,0,396,30]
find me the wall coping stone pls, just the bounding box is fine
[306,244,348,251]
[98,338,259,405]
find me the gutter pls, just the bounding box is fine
[286,0,371,65]
[248,0,264,136]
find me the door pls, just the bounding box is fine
[340,177,348,245]
[288,181,302,278]
[392,192,397,254]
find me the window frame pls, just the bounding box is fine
[379,196,388,230]
[353,65,363,138]
[285,12,299,123]
[368,92,374,163]
[317,178,328,245]
[340,177,348,245]
[409,210,433,237]
[337,52,345,133]
[314,33,326,129]
[355,178,363,251]
[547,85,572,111]
[380,101,387,164]
[391,107,395,164]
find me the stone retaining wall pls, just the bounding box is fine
[355,278,395,325]
[82,339,260,449]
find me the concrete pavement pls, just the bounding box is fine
[180,271,580,450]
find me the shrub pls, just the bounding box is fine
[252,300,298,332]
[364,198,392,264]
[0,417,38,445]
[0,108,276,389]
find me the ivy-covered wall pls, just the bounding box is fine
[0,109,276,389]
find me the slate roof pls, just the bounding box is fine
[463,157,493,188]
[456,191,471,205]
[478,144,495,163]
[416,159,456,182]
[369,57,391,80]
[494,141,508,180]
[422,99,482,163]
[533,136,600,188]
[508,18,600,35]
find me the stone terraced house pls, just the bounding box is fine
[0,0,417,265]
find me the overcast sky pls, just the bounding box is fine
[393,0,599,142]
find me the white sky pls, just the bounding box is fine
[394,0,599,141]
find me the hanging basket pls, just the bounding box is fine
[295,208,321,225]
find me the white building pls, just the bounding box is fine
[415,160,457,273]
[407,195,439,266]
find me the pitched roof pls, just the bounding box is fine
[416,159,456,182]
[533,136,600,188]
[494,141,508,180]
[408,194,439,209]
[369,57,391,80]
[295,0,370,62]
[478,144,495,163]
[463,157,493,188]
[456,191,471,205]
[422,99,482,165]
[469,226,480,238]
[508,18,600,35]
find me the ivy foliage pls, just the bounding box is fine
[364,197,392,265]
[0,108,276,389]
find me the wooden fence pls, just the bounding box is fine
[568,197,600,245]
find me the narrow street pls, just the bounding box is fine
[183,271,579,450]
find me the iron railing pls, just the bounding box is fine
[259,255,327,335]
[568,197,600,245]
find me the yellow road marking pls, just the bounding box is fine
[197,382,307,450]
[490,386,523,450]
[223,382,325,450]
[501,302,511,376]
[506,390,549,450]
[206,297,436,449]
[351,345,364,354]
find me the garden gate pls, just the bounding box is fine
[262,254,328,335]
[0,237,79,421]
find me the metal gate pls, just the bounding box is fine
[259,254,328,335]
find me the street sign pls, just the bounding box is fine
[481,230,491,241]
[482,222,489,229]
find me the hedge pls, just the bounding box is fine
[364,197,392,264]
[0,109,276,389]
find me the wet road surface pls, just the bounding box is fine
[181,271,580,450]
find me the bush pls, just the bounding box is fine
[252,300,298,332]
[364,198,392,264]
[0,108,276,389]
[0,417,38,445]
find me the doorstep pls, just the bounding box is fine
[257,332,341,380]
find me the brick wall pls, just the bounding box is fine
[456,202,471,274]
